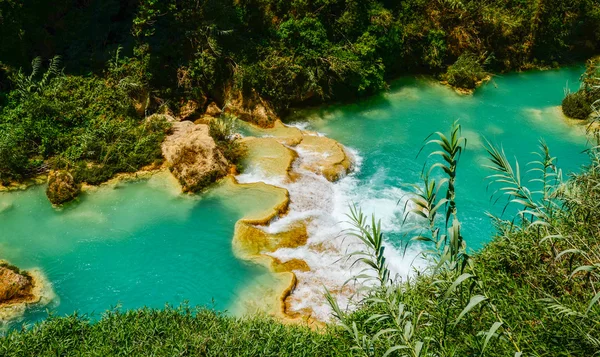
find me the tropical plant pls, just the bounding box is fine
[328,122,523,356]
[209,114,245,167]
[8,56,62,98]
[483,139,600,350]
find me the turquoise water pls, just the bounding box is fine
[0,174,281,327]
[0,67,592,326]
[291,67,591,249]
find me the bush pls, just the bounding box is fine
[562,91,592,119]
[209,115,246,167]
[0,64,171,185]
[0,123,34,181]
[443,53,488,90]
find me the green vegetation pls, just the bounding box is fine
[562,56,600,119]
[1,0,600,184]
[0,55,170,186]
[326,124,600,355]
[443,53,489,90]
[0,307,351,356]
[562,90,593,119]
[209,115,246,171]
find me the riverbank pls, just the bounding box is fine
[0,66,594,331]
[2,137,598,355]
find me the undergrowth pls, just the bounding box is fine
[0,306,351,357]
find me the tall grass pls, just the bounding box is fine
[1,306,352,357]
[328,122,600,355]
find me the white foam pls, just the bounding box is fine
[286,121,312,131]
[237,126,427,322]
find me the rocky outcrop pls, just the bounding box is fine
[179,99,205,120]
[224,89,278,128]
[205,102,222,117]
[0,264,32,304]
[0,261,54,321]
[46,170,80,205]
[161,121,229,192]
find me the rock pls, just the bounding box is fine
[194,115,215,125]
[0,264,32,304]
[132,90,150,117]
[162,121,229,192]
[205,102,222,117]
[178,99,201,120]
[0,262,55,321]
[272,258,310,273]
[46,170,80,205]
[224,89,278,128]
[296,135,352,182]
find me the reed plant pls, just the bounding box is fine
[328,121,600,356]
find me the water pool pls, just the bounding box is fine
[0,66,592,325]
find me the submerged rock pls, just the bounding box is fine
[162,121,229,192]
[46,170,80,205]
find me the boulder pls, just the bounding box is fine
[224,89,278,128]
[46,170,80,205]
[178,99,202,120]
[0,265,32,304]
[205,102,222,117]
[162,121,229,192]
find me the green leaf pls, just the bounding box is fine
[555,249,584,260]
[570,265,598,278]
[587,291,600,314]
[444,273,474,299]
[482,321,503,352]
[383,345,409,357]
[454,295,488,326]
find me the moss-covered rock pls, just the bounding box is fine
[46,170,80,205]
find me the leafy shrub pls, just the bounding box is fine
[443,53,488,90]
[209,115,246,167]
[0,123,34,181]
[562,91,593,119]
[562,58,600,120]
[0,61,170,185]
[562,91,592,119]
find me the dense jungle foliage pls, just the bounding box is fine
[1,0,600,183]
